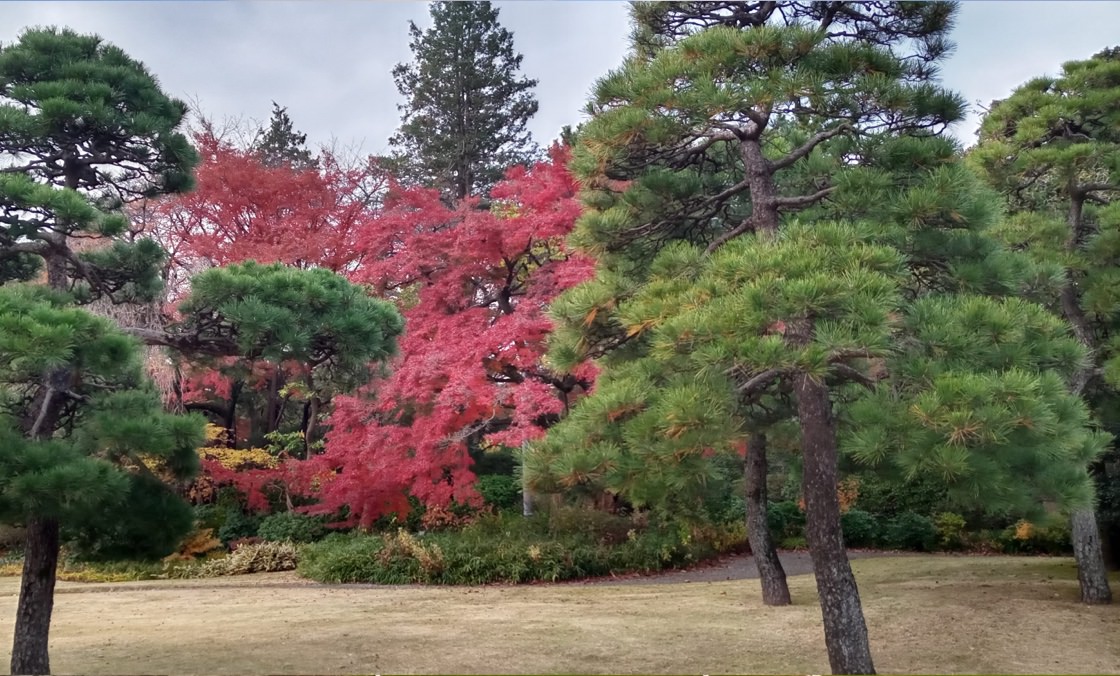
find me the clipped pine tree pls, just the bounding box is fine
[970,46,1120,604]
[0,28,406,674]
[0,27,203,674]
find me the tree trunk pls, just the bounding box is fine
[746,432,791,606]
[1071,507,1113,604]
[521,443,534,517]
[10,517,60,676]
[11,249,69,675]
[795,372,875,675]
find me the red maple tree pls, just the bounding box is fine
[300,144,597,526]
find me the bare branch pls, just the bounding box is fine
[769,123,852,172]
[773,186,836,209]
[733,367,789,395]
[829,363,877,390]
[705,217,756,254]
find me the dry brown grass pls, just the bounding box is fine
[0,555,1117,674]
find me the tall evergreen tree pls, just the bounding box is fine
[971,47,1120,604]
[388,1,539,202]
[251,101,316,170]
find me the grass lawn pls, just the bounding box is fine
[0,555,1117,674]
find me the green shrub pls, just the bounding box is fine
[547,506,634,545]
[474,475,521,511]
[997,519,1072,555]
[63,474,195,562]
[767,501,805,540]
[840,509,879,548]
[298,511,743,585]
[217,510,260,545]
[882,511,937,551]
[779,535,807,550]
[934,512,967,550]
[852,473,949,519]
[258,512,328,543]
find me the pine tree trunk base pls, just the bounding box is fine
[746,433,790,606]
[796,373,875,675]
[1071,508,1113,605]
[10,517,60,676]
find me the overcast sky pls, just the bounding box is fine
[3,1,1119,154]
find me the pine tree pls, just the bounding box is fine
[0,26,201,674]
[252,101,316,170]
[388,1,539,202]
[528,4,1104,673]
[0,29,406,674]
[970,47,1120,604]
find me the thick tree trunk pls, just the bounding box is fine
[795,372,875,675]
[745,432,791,606]
[1071,507,1113,604]
[10,517,60,676]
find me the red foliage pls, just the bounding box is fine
[301,145,596,527]
[146,130,385,298]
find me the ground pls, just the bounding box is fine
[1,554,1118,674]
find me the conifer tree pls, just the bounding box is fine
[0,26,201,674]
[0,28,405,674]
[528,4,1105,673]
[971,47,1120,604]
[252,101,316,170]
[388,1,539,202]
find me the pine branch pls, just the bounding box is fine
[773,186,836,209]
[829,363,877,390]
[769,123,852,172]
[732,367,789,396]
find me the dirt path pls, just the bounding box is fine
[572,549,907,586]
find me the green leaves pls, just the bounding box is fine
[174,261,404,386]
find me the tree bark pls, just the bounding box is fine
[1071,507,1113,604]
[795,372,875,675]
[745,432,791,606]
[11,247,70,675]
[1059,189,1113,602]
[10,517,60,676]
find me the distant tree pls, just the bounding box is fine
[251,101,317,170]
[971,47,1120,603]
[388,1,539,202]
[143,130,389,449]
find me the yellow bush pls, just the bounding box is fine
[198,446,278,471]
[164,528,223,562]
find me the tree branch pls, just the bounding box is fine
[769,124,852,172]
[772,186,836,209]
[733,367,789,396]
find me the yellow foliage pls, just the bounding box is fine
[164,528,223,562]
[1014,520,1035,541]
[198,446,278,471]
[203,423,227,445]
